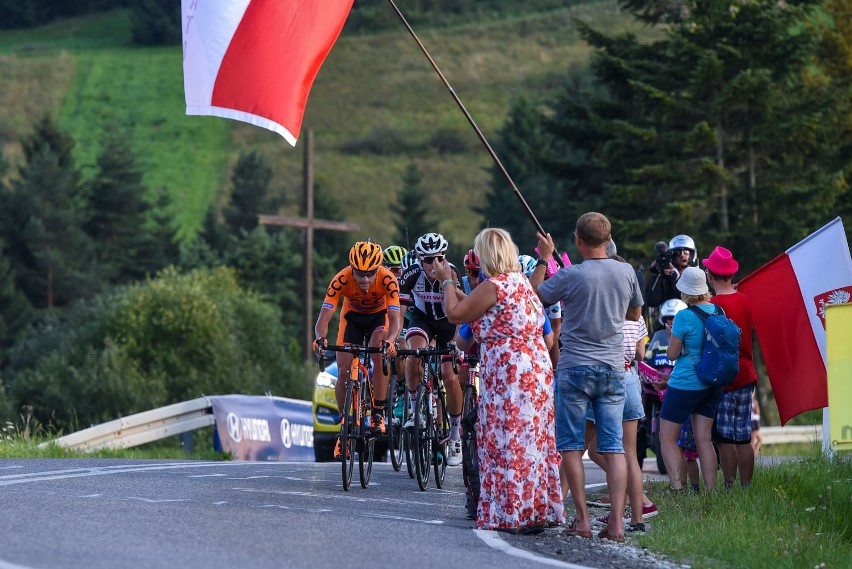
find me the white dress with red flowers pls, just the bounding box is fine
[470,272,564,530]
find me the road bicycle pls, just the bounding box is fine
[317,341,388,491]
[394,344,457,491]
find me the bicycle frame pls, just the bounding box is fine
[317,341,387,491]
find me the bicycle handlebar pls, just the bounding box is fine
[315,340,388,374]
[395,344,459,375]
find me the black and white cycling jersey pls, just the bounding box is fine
[398,262,461,321]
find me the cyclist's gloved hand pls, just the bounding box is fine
[313,337,326,356]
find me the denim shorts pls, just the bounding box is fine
[660,385,722,425]
[555,365,625,453]
[585,368,644,424]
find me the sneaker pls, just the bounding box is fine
[447,439,463,466]
[626,522,646,533]
[393,396,405,419]
[639,503,658,519]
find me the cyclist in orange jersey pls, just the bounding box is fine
[313,241,402,460]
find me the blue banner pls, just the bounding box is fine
[211,395,315,461]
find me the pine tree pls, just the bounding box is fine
[85,130,171,283]
[394,163,435,248]
[3,116,99,308]
[481,96,564,247]
[223,150,276,235]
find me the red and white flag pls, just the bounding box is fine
[181,0,354,146]
[738,217,852,425]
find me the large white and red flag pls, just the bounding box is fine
[738,217,852,425]
[181,0,354,146]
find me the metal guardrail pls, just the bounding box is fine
[759,425,822,445]
[40,396,821,453]
[42,397,215,452]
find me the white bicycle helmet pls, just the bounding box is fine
[659,298,688,324]
[415,232,448,256]
[668,234,698,267]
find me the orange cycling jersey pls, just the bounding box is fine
[322,266,400,314]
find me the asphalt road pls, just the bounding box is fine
[0,458,624,569]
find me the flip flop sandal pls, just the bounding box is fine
[562,520,593,539]
[598,528,626,543]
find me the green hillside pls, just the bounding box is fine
[0,2,657,247]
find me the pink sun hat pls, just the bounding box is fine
[702,246,739,276]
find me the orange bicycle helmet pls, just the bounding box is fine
[349,241,383,271]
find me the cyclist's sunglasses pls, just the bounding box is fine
[421,255,444,264]
[352,268,378,278]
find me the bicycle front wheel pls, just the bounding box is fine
[413,384,432,491]
[341,381,356,491]
[358,380,374,488]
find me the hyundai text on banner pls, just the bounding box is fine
[211,395,314,461]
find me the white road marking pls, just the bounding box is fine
[128,497,191,503]
[0,559,37,569]
[473,480,610,568]
[474,530,592,569]
[361,512,444,525]
[0,461,281,486]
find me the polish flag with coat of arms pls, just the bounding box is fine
[181,0,354,146]
[738,217,852,425]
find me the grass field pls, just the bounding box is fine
[0,1,658,246]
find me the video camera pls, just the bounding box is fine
[653,241,673,272]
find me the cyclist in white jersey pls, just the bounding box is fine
[398,232,464,466]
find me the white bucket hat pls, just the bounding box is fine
[676,266,708,296]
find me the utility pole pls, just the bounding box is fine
[258,130,358,359]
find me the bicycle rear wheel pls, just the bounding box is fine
[461,384,478,491]
[341,381,356,491]
[387,375,405,472]
[413,384,432,491]
[433,391,449,489]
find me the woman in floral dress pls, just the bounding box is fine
[434,228,564,533]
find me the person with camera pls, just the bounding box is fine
[646,235,699,313]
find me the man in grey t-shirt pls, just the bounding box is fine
[531,212,643,542]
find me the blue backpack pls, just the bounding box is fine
[686,305,741,387]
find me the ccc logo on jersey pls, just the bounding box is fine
[327,274,348,298]
[382,274,399,299]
